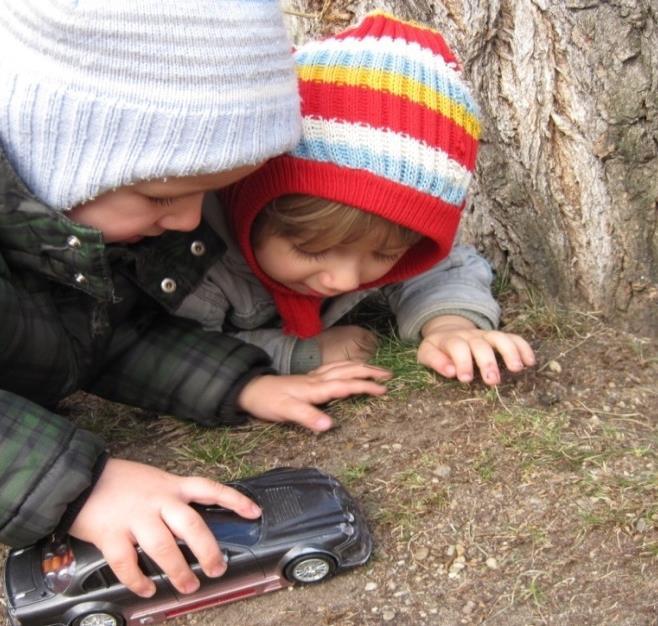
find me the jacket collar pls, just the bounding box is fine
[0,150,115,301]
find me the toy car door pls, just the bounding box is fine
[160,543,265,621]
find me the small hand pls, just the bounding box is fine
[237,361,391,432]
[316,325,379,365]
[69,459,261,598]
[418,315,535,385]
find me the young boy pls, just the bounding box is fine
[0,0,390,600]
[177,12,535,385]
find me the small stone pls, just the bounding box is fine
[383,610,396,621]
[547,360,562,373]
[448,556,466,579]
[392,443,402,451]
[433,464,452,478]
[486,557,499,570]
[455,543,466,557]
[414,546,430,561]
[445,545,456,557]
[636,518,650,533]
[463,600,476,614]
[365,581,378,592]
[386,581,397,591]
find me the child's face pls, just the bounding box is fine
[254,229,410,297]
[68,164,262,244]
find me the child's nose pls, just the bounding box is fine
[321,262,361,293]
[159,193,204,232]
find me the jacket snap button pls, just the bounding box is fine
[66,235,82,249]
[160,278,177,294]
[190,240,206,256]
[74,272,87,285]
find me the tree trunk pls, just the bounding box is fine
[284,0,658,336]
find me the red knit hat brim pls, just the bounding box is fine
[221,155,463,293]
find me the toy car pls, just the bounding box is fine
[3,467,372,626]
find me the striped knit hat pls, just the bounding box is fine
[223,11,481,338]
[0,0,301,210]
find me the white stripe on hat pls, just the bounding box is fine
[293,117,473,206]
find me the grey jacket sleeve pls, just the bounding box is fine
[231,329,321,375]
[384,244,501,342]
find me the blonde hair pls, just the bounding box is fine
[252,194,422,252]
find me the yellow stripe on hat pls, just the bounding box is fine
[297,64,480,140]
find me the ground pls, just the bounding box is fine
[1,297,656,626]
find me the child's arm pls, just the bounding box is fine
[385,244,534,383]
[0,391,262,597]
[234,326,379,373]
[68,458,261,598]
[0,390,106,547]
[87,315,273,426]
[418,314,535,384]
[237,361,391,431]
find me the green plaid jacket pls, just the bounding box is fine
[0,151,271,547]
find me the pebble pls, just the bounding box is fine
[365,582,378,592]
[392,443,402,451]
[448,556,466,579]
[547,360,562,373]
[486,557,499,570]
[636,518,650,533]
[383,610,396,621]
[433,464,452,478]
[463,600,476,614]
[414,546,430,561]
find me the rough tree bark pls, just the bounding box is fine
[284,0,658,336]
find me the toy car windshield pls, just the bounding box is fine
[195,507,261,547]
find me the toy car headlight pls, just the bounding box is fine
[41,540,76,594]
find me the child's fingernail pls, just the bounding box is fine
[209,563,226,577]
[138,583,156,598]
[445,365,455,376]
[459,374,472,383]
[315,416,332,431]
[250,504,261,517]
[183,579,200,594]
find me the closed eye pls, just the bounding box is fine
[291,245,329,261]
[147,196,176,207]
[373,250,406,262]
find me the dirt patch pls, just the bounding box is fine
[1,308,656,625]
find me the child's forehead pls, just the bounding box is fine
[294,221,412,252]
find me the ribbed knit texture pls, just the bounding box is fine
[222,12,481,338]
[0,0,301,210]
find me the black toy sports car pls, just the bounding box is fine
[3,467,372,626]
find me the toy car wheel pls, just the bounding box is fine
[284,553,336,583]
[72,612,124,626]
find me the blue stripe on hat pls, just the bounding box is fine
[292,137,470,206]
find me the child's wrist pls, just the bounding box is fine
[421,315,476,337]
